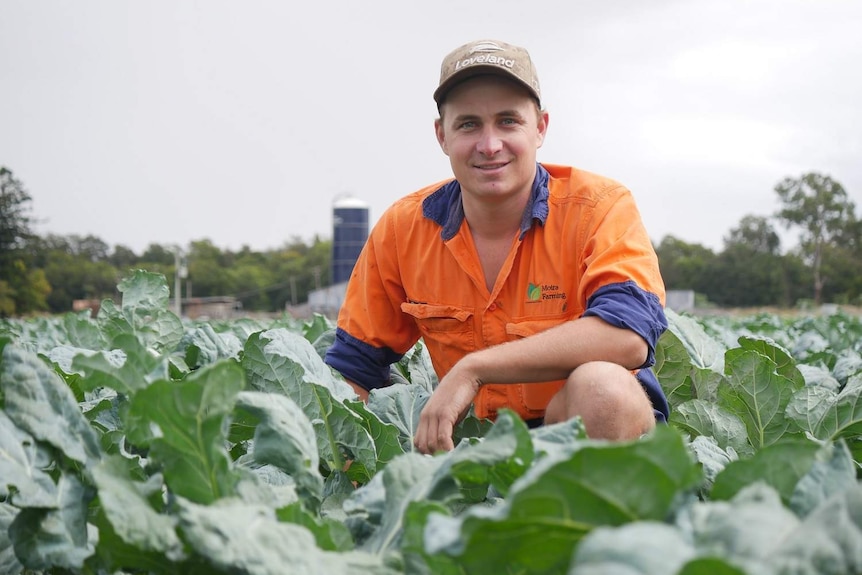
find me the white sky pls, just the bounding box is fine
[2,0,860,255]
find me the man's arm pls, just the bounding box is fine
[413,315,647,454]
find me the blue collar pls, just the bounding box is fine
[422,163,550,241]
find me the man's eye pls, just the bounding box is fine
[458,121,477,130]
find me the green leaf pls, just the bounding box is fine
[91,454,184,559]
[96,270,184,355]
[425,425,700,575]
[571,521,696,575]
[736,335,805,388]
[177,323,243,369]
[0,411,57,508]
[789,374,862,443]
[276,502,354,552]
[176,498,399,575]
[70,333,169,395]
[125,361,244,504]
[234,390,324,504]
[664,309,725,373]
[118,269,172,309]
[670,399,751,456]
[8,474,96,570]
[0,503,24,575]
[717,349,802,449]
[789,439,857,516]
[710,437,822,504]
[346,398,405,466]
[367,383,430,453]
[242,329,381,482]
[1,343,101,467]
[242,329,355,401]
[350,451,457,554]
[655,329,697,407]
[448,410,533,498]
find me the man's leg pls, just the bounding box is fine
[544,361,655,440]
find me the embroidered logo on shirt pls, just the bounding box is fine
[526,283,567,303]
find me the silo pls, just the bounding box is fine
[331,196,369,285]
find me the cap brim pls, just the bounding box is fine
[433,66,539,105]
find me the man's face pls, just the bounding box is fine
[435,75,548,203]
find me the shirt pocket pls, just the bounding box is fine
[400,302,475,358]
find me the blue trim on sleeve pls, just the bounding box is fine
[324,328,404,391]
[582,281,668,367]
[582,281,670,420]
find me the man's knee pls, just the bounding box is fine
[545,361,655,440]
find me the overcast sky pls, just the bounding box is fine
[2,1,860,256]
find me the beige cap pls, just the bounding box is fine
[433,39,541,106]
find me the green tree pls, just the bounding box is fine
[654,236,717,295]
[775,172,859,306]
[708,216,786,306]
[0,167,49,316]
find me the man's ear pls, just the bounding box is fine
[434,118,449,155]
[536,110,550,148]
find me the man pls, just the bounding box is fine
[325,39,669,455]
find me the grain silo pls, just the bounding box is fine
[331,195,369,285]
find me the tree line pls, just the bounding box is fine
[1,166,860,317]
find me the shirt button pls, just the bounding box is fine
[488,303,497,311]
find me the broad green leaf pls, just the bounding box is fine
[424,425,700,575]
[234,463,300,509]
[670,399,751,456]
[350,451,457,554]
[676,558,748,575]
[61,311,106,350]
[789,439,857,516]
[665,309,725,373]
[97,271,184,355]
[400,501,464,575]
[91,455,184,559]
[683,483,798,574]
[346,398,405,469]
[118,269,171,309]
[177,323,242,369]
[769,482,862,573]
[406,341,438,393]
[8,474,96,570]
[0,503,23,575]
[125,361,244,504]
[243,329,380,482]
[710,437,822,504]
[801,374,862,442]
[797,363,841,391]
[176,498,399,575]
[276,502,354,552]
[0,411,57,508]
[717,349,801,449]
[570,521,696,575]
[242,329,354,401]
[1,344,101,467]
[448,410,533,498]
[70,333,169,394]
[655,329,696,407]
[688,435,737,493]
[234,390,324,504]
[367,383,430,453]
[735,335,805,388]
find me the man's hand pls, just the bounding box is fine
[413,362,481,454]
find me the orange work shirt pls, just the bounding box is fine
[325,163,668,421]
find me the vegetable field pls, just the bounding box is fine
[2,271,862,575]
